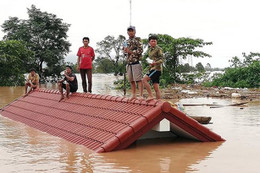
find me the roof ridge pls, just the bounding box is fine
[38,88,162,107]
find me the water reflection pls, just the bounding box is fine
[94,139,223,173]
[0,116,223,172]
[179,98,260,173]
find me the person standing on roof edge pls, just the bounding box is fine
[123,26,144,100]
[24,68,39,97]
[143,34,164,101]
[77,37,95,93]
[58,65,78,101]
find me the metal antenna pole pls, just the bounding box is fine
[123,0,132,96]
[129,0,132,26]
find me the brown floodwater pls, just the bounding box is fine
[1,74,260,173]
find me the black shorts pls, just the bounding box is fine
[62,83,78,93]
[146,70,161,84]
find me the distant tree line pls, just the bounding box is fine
[203,52,260,88]
[1,5,259,88]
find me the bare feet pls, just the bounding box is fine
[146,96,154,101]
[129,96,136,101]
[66,91,71,98]
[59,96,64,102]
[138,96,145,101]
[23,93,29,97]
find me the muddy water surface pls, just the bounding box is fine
[1,74,260,173]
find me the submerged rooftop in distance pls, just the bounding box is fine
[0,89,224,152]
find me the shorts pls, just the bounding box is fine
[62,83,78,93]
[146,70,161,84]
[31,83,37,88]
[126,63,142,82]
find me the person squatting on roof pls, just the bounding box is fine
[77,37,95,93]
[58,65,78,101]
[123,26,144,100]
[24,68,39,97]
[142,34,164,101]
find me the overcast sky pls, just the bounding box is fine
[1,0,259,68]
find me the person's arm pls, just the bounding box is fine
[58,74,65,83]
[135,38,143,57]
[91,48,95,61]
[77,56,80,71]
[26,74,30,83]
[76,48,81,71]
[35,74,40,89]
[125,38,143,57]
[129,37,143,59]
[153,48,164,65]
[58,78,65,83]
[64,73,75,81]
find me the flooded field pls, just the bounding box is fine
[1,74,260,173]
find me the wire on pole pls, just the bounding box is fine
[129,0,132,26]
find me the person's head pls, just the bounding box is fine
[127,26,136,38]
[82,37,89,47]
[148,35,158,48]
[29,68,36,75]
[65,65,72,74]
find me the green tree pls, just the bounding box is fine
[93,57,115,73]
[229,56,241,68]
[0,40,33,86]
[204,53,260,88]
[1,5,71,78]
[205,63,211,71]
[196,62,205,72]
[143,34,212,83]
[95,35,126,75]
[177,63,195,73]
[229,52,260,68]
[242,52,260,67]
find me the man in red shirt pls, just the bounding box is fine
[77,37,95,93]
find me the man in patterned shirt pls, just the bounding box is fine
[143,35,164,100]
[123,26,144,100]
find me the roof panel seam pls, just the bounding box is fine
[19,99,131,126]
[10,104,118,135]
[29,95,145,117]
[4,109,105,144]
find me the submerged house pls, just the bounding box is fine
[0,89,224,152]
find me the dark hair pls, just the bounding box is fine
[29,68,36,72]
[148,35,158,41]
[66,65,72,70]
[127,26,136,31]
[83,37,89,42]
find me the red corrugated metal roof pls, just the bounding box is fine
[0,89,224,152]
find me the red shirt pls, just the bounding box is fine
[77,46,95,69]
